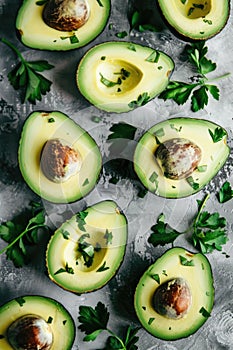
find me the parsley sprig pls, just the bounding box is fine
[148,194,228,254]
[159,41,230,112]
[78,301,140,349]
[0,201,49,267]
[1,37,54,104]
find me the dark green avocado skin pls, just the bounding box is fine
[156,1,230,41]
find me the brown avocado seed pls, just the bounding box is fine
[153,278,192,319]
[7,314,53,350]
[43,0,90,31]
[155,138,202,180]
[40,138,82,183]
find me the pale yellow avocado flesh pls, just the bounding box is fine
[134,118,230,198]
[158,0,230,40]
[134,247,214,340]
[0,295,75,350]
[16,0,110,50]
[46,200,128,293]
[18,111,102,203]
[77,41,174,113]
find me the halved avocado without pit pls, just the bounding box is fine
[16,0,111,51]
[18,111,102,203]
[157,0,230,40]
[134,118,230,198]
[0,295,75,350]
[134,247,214,340]
[46,200,128,294]
[76,41,174,113]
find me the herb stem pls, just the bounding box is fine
[106,329,126,349]
[193,193,210,230]
[206,72,231,83]
[0,224,46,255]
[1,37,25,63]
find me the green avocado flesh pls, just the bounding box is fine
[0,295,75,350]
[16,0,110,51]
[46,200,128,293]
[157,0,230,40]
[134,117,230,198]
[134,247,214,340]
[18,111,102,203]
[76,41,174,113]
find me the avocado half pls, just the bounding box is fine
[76,41,174,113]
[134,117,230,198]
[46,200,128,294]
[134,247,214,340]
[16,0,110,50]
[157,0,230,41]
[18,111,102,203]
[0,295,75,350]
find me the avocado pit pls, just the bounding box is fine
[43,0,90,31]
[7,314,53,350]
[40,138,82,183]
[155,138,202,180]
[153,277,192,319]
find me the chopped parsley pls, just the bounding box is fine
[76,211,88,232]
[60,33,79,44]
[54,262,74,275]
[15,297,26,307]
[82,178,90,186]
[199,307,211,318]
[151,274,160,284]
[48,117,55,123]
[128,92,150,109]
[208,127,227,143]
[96,0,103,7]
[186,176,199,190]
[61,229,70,240]
[115,31,128,39]
[145,50,160,63]
[96,261,109,272]
[179,255,195,266]
[217,181,233,203]
[148,317,155,325]
[104,229,113,245]
[47,316,53,324]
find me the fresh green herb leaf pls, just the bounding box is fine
[148,317,155,325]
[15,297,26,307]
[217,181,233,203]
[96,261,109,272]
[61,229,70,240]
[128,43,136,51]
[82,178,90,186]
[77,234,95,268]
[1,38,54,104]
[128,92,150,108]
[179,255,195,266]
[186,176,199,190]
[199,307,211,318]
[48,117,55,123]
[47,316,53,324]
[54,262,74,275]
[60,33,79,44]
[197,165,207,172]
[100,73,121,87]
[145,50,160,63]
[96,0,103,6]
[104,229,113,245]
[115,31,128,39]
[148,213,181,246]
[0,202,49,267]
[191,85,209,112]
[208,127,227,143]
[76,211,88,232]
[108,122,137,141]
[151,274,160,284]
[159,81,196,105]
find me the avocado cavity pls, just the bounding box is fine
[43,0,90,31]
[7,314,53,350]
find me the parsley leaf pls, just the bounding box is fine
[1,38,54,104]
[159,41,230,112]
[0,202,49,267]
[217,181,233,203]
[208,127,227,143]
[128,92,151,109]
[148,194,228,254]
[78,302,140,348]
[76,211,88,232]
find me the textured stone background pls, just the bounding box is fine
[0,1,233,349]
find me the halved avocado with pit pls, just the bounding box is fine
[18,111,102,203]
[134,117,230,198]
[157,0,230,40]
[0,295,75,350]
[76,41,174,113]
[46,200,128,294]
[16,0,110,51]
[134,247,214,340]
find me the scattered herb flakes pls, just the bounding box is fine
[145,50,160,63]
[149,172,159,189]
[208,127,227,143]
[96,261,109,272]
[104,229,113,245]
[128,92,150,109]
[179,255,195,266]
[82,178,90,186]
[197,165,207,172]
[76,211,88,232]
[180,0,186,4]
[154,128,165,137]
[115,31,128,39]
[170,124,182,132]
[48,117,55,123]
[186,176,199,190]
[78,302,140,347]
[151,274,160,284]
[188,7,195,16]
[96,0,103,7]
[101,56,106,60]
[61,229,70,240]
[128,43,136,51]
[158,66,163,70]
[217,181,233,203]
[47,316,53,324]
[1,38,54,104]
[203,18,213,25]
[148,317,155,325]
[15,297,26,307]
[162,270,168,276]
[142,306,146,310]
[61,33,79,44]
[54,262,74,275]
[77,234,95,268]
[63,320,67,325]
[100,72,121,87]
[199,307,211,318]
